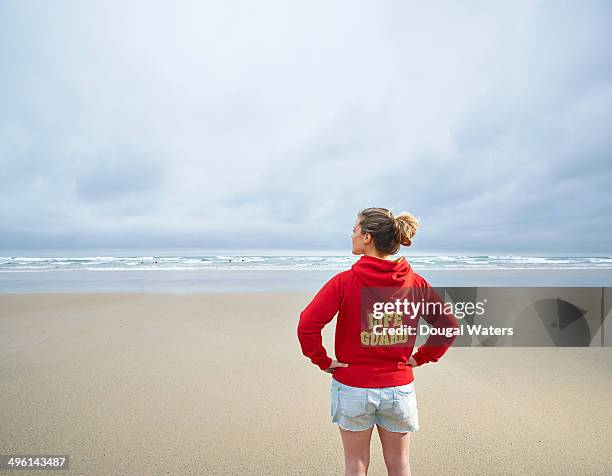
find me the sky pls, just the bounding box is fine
[0,0,611,255]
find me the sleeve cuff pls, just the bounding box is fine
[411,351,429,367]
[317,356,333,371]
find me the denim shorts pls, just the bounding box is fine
[331,378,420,433]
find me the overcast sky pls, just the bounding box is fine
[0,0,610,255]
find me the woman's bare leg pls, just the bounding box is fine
[377,424,412,476]
[338,426,374,476]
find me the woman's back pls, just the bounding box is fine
[297,253,458,388]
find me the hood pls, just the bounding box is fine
[351,254,415,290]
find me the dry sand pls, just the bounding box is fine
[0,293,610,475]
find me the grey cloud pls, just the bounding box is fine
[73,151,167,204]
[0,0,610,253]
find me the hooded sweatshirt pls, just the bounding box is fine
[297,254,459,388]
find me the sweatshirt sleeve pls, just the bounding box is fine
[297,273,343,371]
[411,281,459,367]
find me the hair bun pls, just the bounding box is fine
[393,212,420,247]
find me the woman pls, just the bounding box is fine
[297,207,459,476]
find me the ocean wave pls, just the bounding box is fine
[1,254,611,271]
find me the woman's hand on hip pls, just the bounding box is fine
[324,359,349,374]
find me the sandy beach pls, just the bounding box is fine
[1,293,611,475]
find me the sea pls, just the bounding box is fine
[1,251,611,292]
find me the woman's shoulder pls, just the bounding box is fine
[319,269,352,288]
[329,269,353,284]
[411,272,431,288]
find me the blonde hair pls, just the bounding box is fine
[357,207,420,254]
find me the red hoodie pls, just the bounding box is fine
[297,254,459,388]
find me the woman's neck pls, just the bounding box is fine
[364,252,396,261]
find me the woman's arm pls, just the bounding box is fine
[411,281,460,366]
[297,273,343,371]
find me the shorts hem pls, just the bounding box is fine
[335,422,375,432]
[375,421,420,433]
